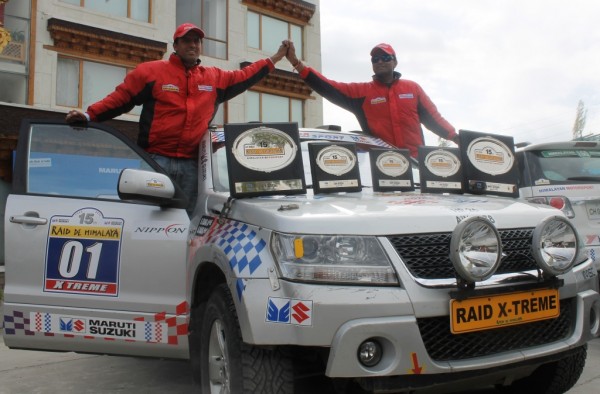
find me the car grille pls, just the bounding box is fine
[416,297,574,361]
[387,228,537,279]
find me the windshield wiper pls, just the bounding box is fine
[566,176,600,182]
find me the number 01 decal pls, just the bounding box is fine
[44,208,123,296]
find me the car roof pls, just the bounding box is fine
[211,126,395,148]
[517,140,600,152]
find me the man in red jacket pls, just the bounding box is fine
[66,23,289,214]
[286,42,458,157]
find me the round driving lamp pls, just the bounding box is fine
[531,216,579,276]
[449,216,502,283]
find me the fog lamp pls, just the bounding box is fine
[358,339,383,367]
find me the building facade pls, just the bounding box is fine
[0,0,323,140]
[0,0,322,265]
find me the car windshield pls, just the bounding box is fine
[210,130,418,193]
[523,149,600,183]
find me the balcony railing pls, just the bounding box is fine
[0,41,26,63]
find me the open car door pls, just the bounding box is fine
[3,120,190,359]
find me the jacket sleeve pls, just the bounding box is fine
[215,58,275,103]
[86,66,149,122]
[299,66,366,114]
[415,84,457,141]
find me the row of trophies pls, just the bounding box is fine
[224,123,519,199]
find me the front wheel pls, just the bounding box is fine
[496,345,587,394]
[195,283,294,394]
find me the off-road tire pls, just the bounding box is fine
[195,283,294,393]
[496,344,587,394]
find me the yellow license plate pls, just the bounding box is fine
[450,288,559,334]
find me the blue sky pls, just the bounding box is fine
[317,0,600,145]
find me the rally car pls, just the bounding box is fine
[517,140,600,282]
[2,119,599,394]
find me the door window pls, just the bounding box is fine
[25,123,155,199]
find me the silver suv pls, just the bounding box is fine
[517,141,600,282]
[2,120,599,394]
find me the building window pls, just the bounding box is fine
[246,91,303,127]
[59,0,150,23]
[176,0,228,60]
[247,11,302,59]
[212,105,225,127]
[0,0,31,105]
[56,56,141,115]
[0,74,27,104]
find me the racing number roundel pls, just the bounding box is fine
[44,208,123,296]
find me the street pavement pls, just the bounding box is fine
[1,300,600,394]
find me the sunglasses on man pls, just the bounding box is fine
[371,54,395,63]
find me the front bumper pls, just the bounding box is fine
[325,289,598,377]
[238,272,600,379]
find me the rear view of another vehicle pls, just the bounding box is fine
[517,141,600,279]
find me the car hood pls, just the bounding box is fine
[208,191,559,235]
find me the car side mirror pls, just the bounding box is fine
[118,169,186,208]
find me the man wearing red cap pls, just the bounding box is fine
[66,23,289,214]
[286,42,458,157]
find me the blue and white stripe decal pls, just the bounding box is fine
[207,221,268,299]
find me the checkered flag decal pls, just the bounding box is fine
[210,221,267,276]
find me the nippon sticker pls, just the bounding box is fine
[29,158,52,168]
[266,297,313,326]
[198,85,213,92]
[44,208,123,297]
[29,312,168,343]
[398,93,414,99]
[162,84,180,92]
[132,221,188,240]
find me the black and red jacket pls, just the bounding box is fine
[299,66,457,157]
[87,53,275,158]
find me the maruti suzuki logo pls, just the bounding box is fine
[266,297,312,326]
[292,302,310,324]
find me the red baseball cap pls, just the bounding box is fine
[370,43,396,56]
[173,23,205,40]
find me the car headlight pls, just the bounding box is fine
[449,216,502,283]
[271,233,398,284]
[531,216,578,276]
